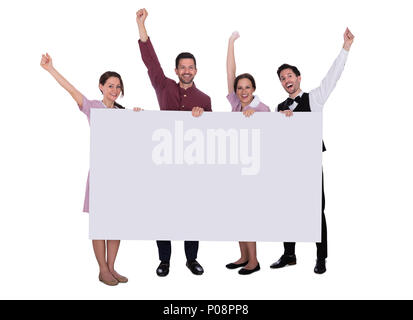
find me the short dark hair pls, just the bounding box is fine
[175,52,197,69]
[234,73,256,92]
[277,64,301,79]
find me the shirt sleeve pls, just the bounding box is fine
[79,95,91,118]
[204,97,212,112]
[226,92,241,112]
[138,37,168,90]
[309,48,349,111]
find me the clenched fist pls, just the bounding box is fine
[40,53,53,71]
[343,28,355,51]
[136,8,148,25]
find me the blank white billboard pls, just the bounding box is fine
[89,110,322,241]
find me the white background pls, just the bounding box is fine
[0,0,412,299]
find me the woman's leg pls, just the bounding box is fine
[92,240,118,285]
[231,242,249,264]
[244,242,259,270]
[107,240,128,283]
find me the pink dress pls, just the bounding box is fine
[79,96,107,213]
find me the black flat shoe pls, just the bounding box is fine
[186,260,204,275]
[226,261,249,269]
[270,254,297,269]
[314,259,326,274]
[239,263,260,275]
[156,261,170,277]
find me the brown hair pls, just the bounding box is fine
[99,71,125,109]
[277,64,301,79]
[234,73,256,92]
[175,52,196,69]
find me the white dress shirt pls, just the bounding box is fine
[288,48,349,112]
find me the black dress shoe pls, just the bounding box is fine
[270,254,297,269]
[239,263,260,275]
[156,261,170,277]
[226,261,249,269]
[186,260,204,275]
[314,259,326,274]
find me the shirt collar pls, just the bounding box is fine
[101,101,119,109]
[178,82,197,92]
[290,90,303,100]
[249,95,261,108]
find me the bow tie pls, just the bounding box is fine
[285,95,301,107]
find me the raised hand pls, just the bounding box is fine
[136,8,148,25]
[343,28,355,51]
[40,53,83,106]
[229,31,240,42]
[136,9,149,42]
[40,53,53,71]
[227,31,239,94]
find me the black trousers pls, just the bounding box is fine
[283,173,327,260]
[157,240,199,262]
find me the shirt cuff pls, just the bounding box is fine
[138,36,151,45]
[341,47,350,55]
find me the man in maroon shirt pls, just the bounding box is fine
[136,8,210,277]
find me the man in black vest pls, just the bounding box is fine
[270,28,354,274]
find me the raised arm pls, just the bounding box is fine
[227,31,240,94]
[136,9,169,93]
[309,28,355,109]
[40,53,84,107]
[136,8,149,42]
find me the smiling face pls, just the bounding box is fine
[175,58,197,86]
[279,68,301,96]
[99,76,122,102]
[236,78,255,106]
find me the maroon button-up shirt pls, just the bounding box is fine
[139,37,212,112]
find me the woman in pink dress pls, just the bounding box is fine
[224,32,271,275]
[40,53,133,286]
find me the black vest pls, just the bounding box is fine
[278,92,326,152]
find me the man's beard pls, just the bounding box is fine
[179,74,194,85]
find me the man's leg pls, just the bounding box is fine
[316,212,327,260]
[157,240,172,262]
[315,172,327,274]
[184,241,198,261]
[185,241,203,275]
[284,242,296,256]
[156,240,171,277]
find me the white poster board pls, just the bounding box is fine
[90,110,322,241]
